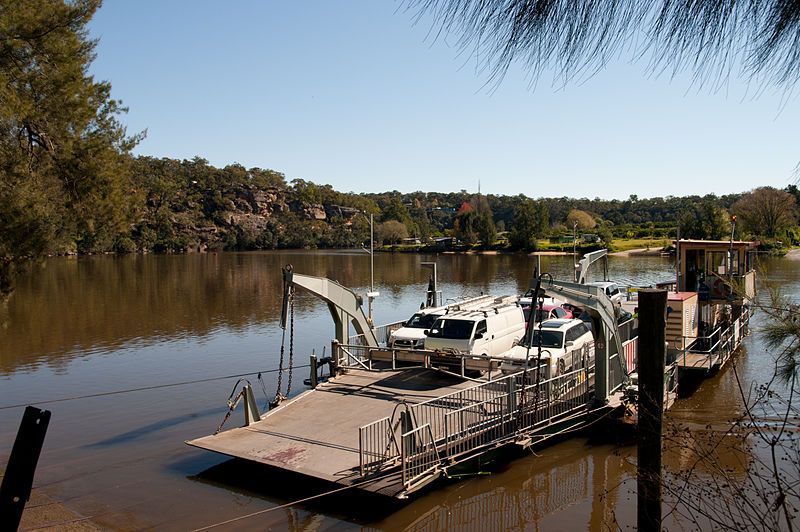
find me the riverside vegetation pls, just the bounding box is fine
[2,0,800,297]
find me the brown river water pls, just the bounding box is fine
[0,251,796,530]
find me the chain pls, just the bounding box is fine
[286,293,295,396]
[214,379,250,434]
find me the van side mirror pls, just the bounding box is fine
[474,332,484,340]
[423,330,429,336]
[565,340,575,347]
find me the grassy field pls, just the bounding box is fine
[378,237,672,254]
[611,238,671,252]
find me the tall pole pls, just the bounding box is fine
[573,221,578,282]
[637,289,667,532]
[370,213,374,295]
[368,213,374,324]
[363,213,380,326]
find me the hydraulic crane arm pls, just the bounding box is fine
[575,249,608,284]
[281,265,379,348]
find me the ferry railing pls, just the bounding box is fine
[401,423,440,491]
[514,369,590,434]
[359,362,594,481]
[412,365,589,458]
[621,337,638,374]
[442,389,509,460]
[359,416,401,476]
[349,319,406,346]
[409,373,511,443]
[673,307,751,370]
[617,318,637,343]
[336,343,372,370]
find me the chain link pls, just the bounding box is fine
[286,293,295,396]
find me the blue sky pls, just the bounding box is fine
[88,1,799,200]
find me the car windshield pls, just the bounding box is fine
[522,329,564,349]
[427,319,474,339]
[405,313,438,329]
[523,307,550,323]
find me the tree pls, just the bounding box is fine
[566,209,596,231]
[510,199,548,250]
[408,1,800,89]
[731,187,797,239]
[678,198,731,240]
[470,194,496,245]
[376,220,408,244]
[0,0,140,293]
[453,201,478,244]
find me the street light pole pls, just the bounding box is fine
[363,213,379,326]
[573,221,578,282]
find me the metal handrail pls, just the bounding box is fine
[338,345,371,370]
[401,423,440,490]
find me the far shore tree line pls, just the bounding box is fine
[12,150,800,258]
[105,158,800,256]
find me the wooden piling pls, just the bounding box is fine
[637,289,667,531]
[0,406,51,531]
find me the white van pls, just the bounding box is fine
[388,294,495,349]
[424,298,526,360]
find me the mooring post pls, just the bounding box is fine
[0,406,51,531]
[637,289,667,532]
[330,340,340,376]
[309,355,318,388]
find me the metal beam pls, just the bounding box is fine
[575,249,608,284]
[282,266,379,347]
[540,279,625,402]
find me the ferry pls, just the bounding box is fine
[186,240,755,498]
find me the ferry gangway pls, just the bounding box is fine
[671,308,751,372]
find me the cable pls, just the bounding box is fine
[0,365,310,411]
[191,475,383,531]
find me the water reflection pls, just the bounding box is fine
[0,252,674,375]
[368,444,635,531]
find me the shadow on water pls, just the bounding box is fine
[84,406,223,448]
[190,458,406,525]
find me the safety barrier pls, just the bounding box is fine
[358,416,400,476]
[358,364,592,487]
[401,423,440,491]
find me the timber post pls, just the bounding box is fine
[637,289,667,531]
[309,355,318,388]
[0,406,51,531]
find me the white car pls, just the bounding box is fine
[586,281,624,306]
[498,318,594,376]
[388,309,442,349]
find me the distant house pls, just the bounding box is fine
[402,237,422,245]
[433,236,456,249]
[581,234,600,242]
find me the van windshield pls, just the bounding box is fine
[405,313,439,329]
[427,319,474,339]
[522,330,564,349]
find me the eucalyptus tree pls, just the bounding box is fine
[406,1,800,88]
[0,0,141,294]
[732,186,798,239]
